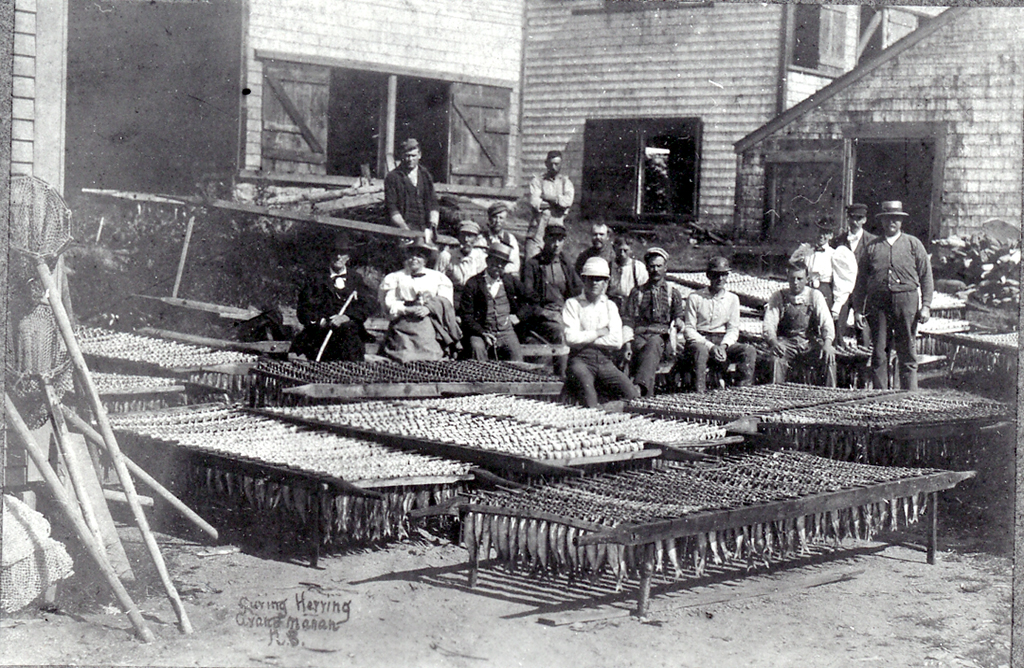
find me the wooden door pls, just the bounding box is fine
[767,151,844,245]
[261,61,330,175]
[448,83,511,187]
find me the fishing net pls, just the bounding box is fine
[6,176,75,428]
[1,495,75,613]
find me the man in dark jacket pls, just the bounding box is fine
[520,223,582,375]
[293,247,374,362]
[458,242,525,361]
[384,138,440,237]
[833,202,877,345]
[851,200,934,390]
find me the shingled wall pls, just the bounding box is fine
[518,0,783,234]
[735,8,1024,240]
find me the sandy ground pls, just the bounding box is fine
[0,499,1011,668]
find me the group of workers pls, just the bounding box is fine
[294,138,935,406]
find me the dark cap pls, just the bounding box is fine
[544,223,567,238]
[545,150,563,161]
[398,138,420,154]
[706,256,731,275]
[644,247,670,263]
[814,217,837,232]
[487,201,509,218]
[846,203,868,218]
[403,237,436,256]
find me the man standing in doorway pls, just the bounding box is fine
[526,150,574,260]
[852,200,934,390]
[384,138,440,240]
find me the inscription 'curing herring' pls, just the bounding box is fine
[236,592,352,647]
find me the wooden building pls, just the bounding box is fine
[516,2,933,232]
[733,8,1024,245]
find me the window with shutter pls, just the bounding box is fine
[790,5,849,75]
[261,61,330,174]
[819,6,847,70]
[448,83,511,188]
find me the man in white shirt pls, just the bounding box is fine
[763,263,837,387]
[681,257,756,393]
[562,257,640,407]
[526,150,574,260]
[833,203,877,345]
[379,239,460,362]
[608,233,648,308]
[436,220,487,304]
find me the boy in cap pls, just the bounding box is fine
[621,247,685,397]
[562,257,640,407]
[436,220,488,304]
[458,242,526,361]
[681,257,756,392]
[521,223,582,375]
[833,203,876,345]
[379,238,460,362]
[763,262,837,387]
[526,150,574,260]
[384,138,440,237]
[851,200,933,390]
[484,202,520,276]
[293,242,374,362]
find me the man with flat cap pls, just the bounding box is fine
[833,203,877,344]
[621,247,685,397]
[526,150,574,260]
[483,201,521,276]
[852,200,934,390]
[521,222,582,376]
[681,257,756,393]
[562,257,639,407]
[458,242,526,362]
[384,138,440,238]
[379,238,460,362]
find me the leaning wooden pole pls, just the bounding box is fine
[35,260,194,634]
[5,394,155,643]
[62,406,219,541]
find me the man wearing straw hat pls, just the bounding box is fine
[562,257,640,407]
[379,238,460,362]
[458,242,526,362]
[293,243,373,362]
[852,200,934,390]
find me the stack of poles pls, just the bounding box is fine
[6,258,205,641]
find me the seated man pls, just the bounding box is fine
[681,257,756,393]
[483,202,521,276]
[562,257,640,408]
[436,220,487,305]
[458,242,525,362]
[292,246,374,362]
[521,223,582,376]
[379,239,461,362]
[621,247,685,397]
[763,262,836,387]
[608,232,648,308]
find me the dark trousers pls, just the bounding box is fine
[835,300,872,347]
[566,347,639,408]
[521,311,567,375]
[771,336,837,387]
[468,329,523,362]
[629,331,668,397]
[681,339,757,394]
[867,290,919,390]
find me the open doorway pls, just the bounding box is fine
[852,138,936,242]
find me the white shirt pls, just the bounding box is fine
[885,231,902,245]
[831,244,858,317]
[436,245,487,287]
[562,294,623,349]
[379,267,454,319]
[846,228,865,253]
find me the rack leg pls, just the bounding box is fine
[310,484,321,569]
[927,492,938,565]
[636,544,654,618]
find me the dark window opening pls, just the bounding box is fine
[581,117,701,225]
[792,5,821,70]
[327,69,386,178]
[394,77,450,181]
[852,138,936,243]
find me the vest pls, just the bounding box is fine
[779,298,813,340]
[485,280,513,332]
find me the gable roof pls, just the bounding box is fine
[734,7,968,154]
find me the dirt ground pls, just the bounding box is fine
[0,452,1012,668]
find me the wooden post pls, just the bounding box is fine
[310,482,321,569]
[385,75,397,173]
[636,543,654,618]
[171,214,196,299]
[62,407,220,541]
[927,491,938,565]
[6,394,155,643]
[35,259,193,634]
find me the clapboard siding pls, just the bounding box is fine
[736,9,1024,240]
[520,0,783,232]
[245,0,524,181]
